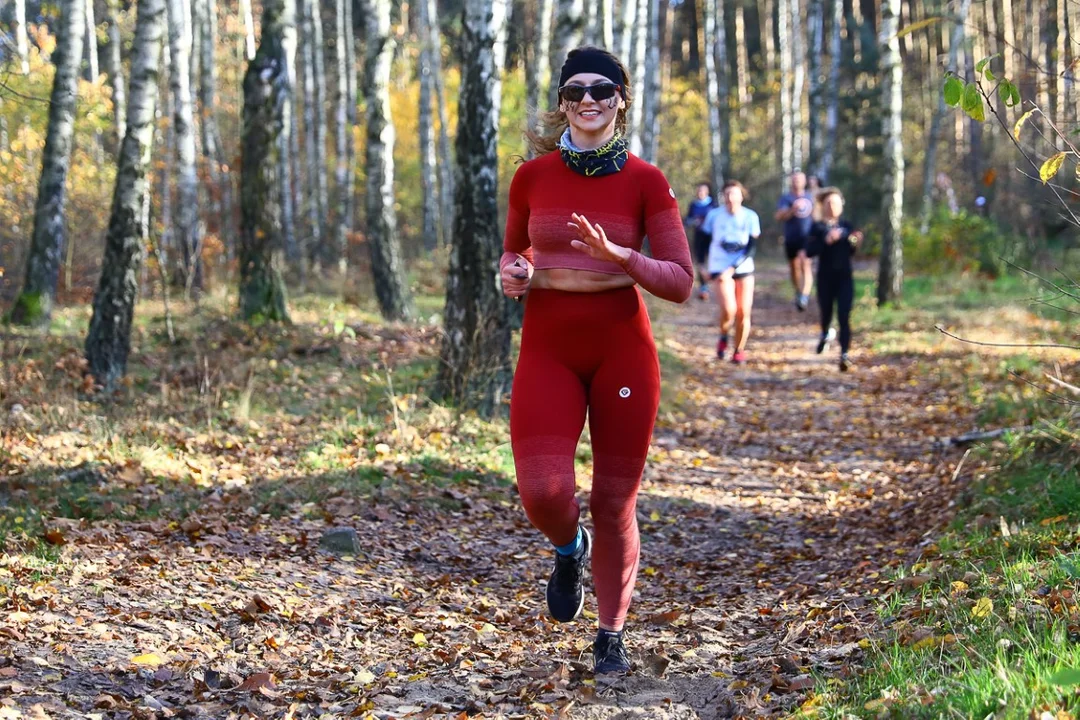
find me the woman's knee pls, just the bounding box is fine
[517,475,576,519]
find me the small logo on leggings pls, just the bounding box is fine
[619,387,631,398]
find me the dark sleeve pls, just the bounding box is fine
[743,235,757,260]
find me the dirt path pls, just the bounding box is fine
[1,264,974,719]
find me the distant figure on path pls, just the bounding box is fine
[684,182,718,301]
[776,170,815,311]
[702,179,760,364]
[499,46,693,675]
[806,187,862,371]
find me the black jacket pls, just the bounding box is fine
[807,219,857,275]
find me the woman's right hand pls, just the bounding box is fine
[501,255,532,300]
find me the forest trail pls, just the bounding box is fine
[1,263,977,719]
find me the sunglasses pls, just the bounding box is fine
[558,82,622,103]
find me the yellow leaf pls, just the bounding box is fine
[375,443,391,455]
[1040,515,1068,526]
[972,597,994,619]
[643,567,657,576]
[911,635,938,651]
[1014,108,1035,140]
[412,632,428,646]
[1040,152,1068,184]
[131,653,164,666]
[897,16,942,38]
[730,680,749,690]
[951,581,969,592]
[650,510,660,521]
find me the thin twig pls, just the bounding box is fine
[935,325,1080,351]
[950,448,972,483]
[1006,370,1079,406]
[1044,374,1080,397]
[1032,300,1080,316]
[1000,258,1080,302]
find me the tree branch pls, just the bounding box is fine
[935,325,1080,351]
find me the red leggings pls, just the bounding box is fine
[511,286,660,629]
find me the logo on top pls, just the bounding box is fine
[792,196,813,218]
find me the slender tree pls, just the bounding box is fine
[85,0,166,388]
[599,0,613,47]
[628,0,647,153]
[10,0,86,326]
[920,0,970,232]
[703,0,724,192]
[102,0,127,144]
[167,0,202,291]
[807,0,824,172]
[734,3,750,111]
[418,0,440,248]
[237,0,295,322]
[240,0,257,60]
[618,0,635,61]
[424,0,454,248]
[363,0,412,320]
[85,0,99,80]
[878,0,904,306]
[790,0,805,168]
[527,0,554,137]
[196,0,232,257]
[436,0,512,415]
[640,0,661,163]
[298,0,326,274]
[714,0,731,176]
[550,0,584,106]
[778,0,794,176]
[332,0,355,273]
[13,0,30,74]
[821,0,841,180]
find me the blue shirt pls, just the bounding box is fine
[685,198,717,233]
[778,192,814,243]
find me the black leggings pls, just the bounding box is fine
[817,272,853,353]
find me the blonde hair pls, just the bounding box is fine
[813,186,844,221]
[526,47,633,157]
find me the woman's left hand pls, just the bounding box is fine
[849,230,863,245]
[568,213,632,265]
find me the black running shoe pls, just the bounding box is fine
[593,629,631,674]
[839,353,853,372]
[546,526,591,622]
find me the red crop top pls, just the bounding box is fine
[499,151,694,303]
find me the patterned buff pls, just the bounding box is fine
[558,129,630,177]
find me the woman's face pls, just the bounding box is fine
[824,194,844,217]
[724,186,744,209]
[560,72,625,137]
[696,185,711,200]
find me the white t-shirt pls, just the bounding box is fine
[702,205,761,275]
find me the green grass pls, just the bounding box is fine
[808,418,1080,719]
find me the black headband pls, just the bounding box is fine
[558,50,623,90]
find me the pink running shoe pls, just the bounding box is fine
[731,350,747,365]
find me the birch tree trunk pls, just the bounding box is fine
[703,0,724,192]
[197,0,233,259]
[919,0,969,232]
[734,3,750,111]
[363,0,412,320]
[628,0,647,154]
[877,0,904,307]
[332,0,354,273]
[13,0,30,74]
[790,0,805,169]
[762,0,776,132]
[436,0,511,415]
[807,0,824,173]
[103,0,127,145]
[167,0,202,292]
[10,0,85,326]
[85,0,166,388]
[778,0,794,176]
[820,0,842,181]
[600,0,613,47]
[86,0,100,80]
[240,0,257,60]
[584,0,598,44]
[426,0,454,248]
[714,0,730,177]
[527,0,554,129]
[299,0,327,274]
[237,0,294,323]
[640,0,661,163]
[1067,0,1080,118]
[618,0,635,61]
[550,0,585,106]
[418,0,440,248]
[1001,0,1014,79]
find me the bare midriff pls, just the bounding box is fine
[531,268,636,293]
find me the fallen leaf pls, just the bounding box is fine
[236,672,276,692]
[971,597,994,619]
[413,632,428,647]
[131,653,165,667]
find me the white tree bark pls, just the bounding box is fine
[167,0,202,291]
[618,0,635,61]
[86,0,167,388]
[418,0,439,248]
[628,0,647,154]
[550,0,584,106]
[333,0,356,273]
[197,0,232,257]
[240,0,256,60]
[436,0,512,415]
[920,0,970,232]
[298,0,328,272]
[877,0,904,306]
[807,0,824,173]
[14,0,30,74]
[790,0,804,169]
[10,0,85,325]
[821,0,841,181]
[600,0,613,47]
[103,0,127,144]
[778,0,794,177]
[703,0,724,192]
[734,3,750,111]
[527,0,554,134]
[86,0,100,80]
[363,0,411,320]
[640,0,661,163]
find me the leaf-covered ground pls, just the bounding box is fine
[0,265,1012,719]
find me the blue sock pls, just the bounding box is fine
[555,527,583,556]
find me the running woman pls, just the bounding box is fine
[775,170,815,311]
[702,180,760,364]
[684,182,718,300]
[806,187,863,371]
[499,46,693,675]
